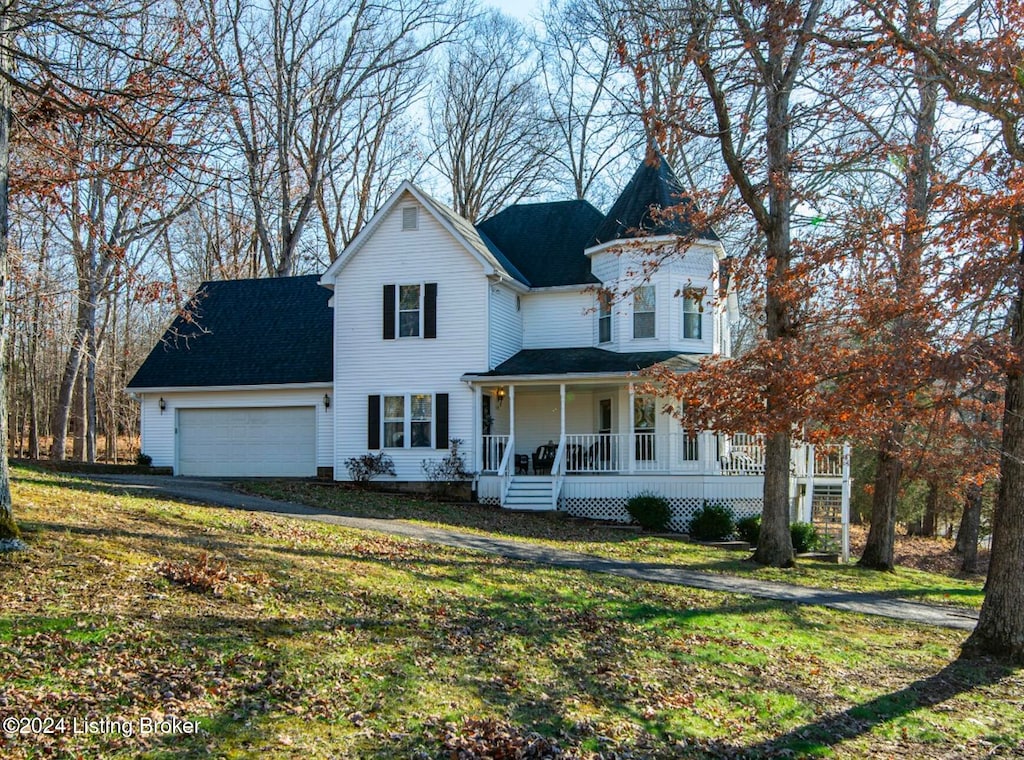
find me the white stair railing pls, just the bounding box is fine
[551,436,567,509]
[498,434,515,504]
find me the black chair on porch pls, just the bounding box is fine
[532,443,556,475]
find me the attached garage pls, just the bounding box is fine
[177,407,317,477]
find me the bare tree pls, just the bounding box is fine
[315,60,428,262]
[537,0,643,207]
[201,0,463,277]
[428,10,556,223]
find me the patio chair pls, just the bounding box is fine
[532,443,556,475]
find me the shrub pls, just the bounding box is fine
[790,522,822,553]
[136,452,153,466]
[422,439,473,498]
[736,515,761,545]
[345,452,396,485]
[688,502,735,541]
[626,491,672,531]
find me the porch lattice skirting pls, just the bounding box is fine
[560,494,762,533]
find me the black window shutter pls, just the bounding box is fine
[424,282,437,339]
[435,393,448,449]
[368,395,381,449]
[383,285,396,340]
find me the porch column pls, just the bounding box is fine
[841,443,852,563]
[701,432,716,473]
[804,444,816,523]
[559,384,566,442]
[627,382,635,474]
[473,384,483,473]
[509,384,516,446]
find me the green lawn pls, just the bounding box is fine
[0,466,1018,759]
[240,479,986,609]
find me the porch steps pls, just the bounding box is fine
[503,476,555,511]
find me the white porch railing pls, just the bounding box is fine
[487,431,839,478]
[482,434,509,472]
[563,433,703,474]
[719,433,766,475]
[812,444,844,477]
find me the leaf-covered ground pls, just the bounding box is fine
[241,480,987,609]
[1,466,1021,758]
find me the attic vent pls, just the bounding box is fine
[402,206,418,231]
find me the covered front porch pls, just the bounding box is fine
[468,374,843,499]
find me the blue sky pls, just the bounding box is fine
[486,0,542,22]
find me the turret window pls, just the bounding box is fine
[633,286,655,339]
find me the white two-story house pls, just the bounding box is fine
[129,156,847,531]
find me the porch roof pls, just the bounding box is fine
[463,347,702,382]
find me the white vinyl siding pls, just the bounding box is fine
[328,191,487,480]
[592,242,720,353]
[521,290,592,349]
[488,283,523,367]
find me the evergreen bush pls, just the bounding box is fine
[688,502,735,541]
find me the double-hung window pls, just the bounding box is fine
[383,283,437,340]
[368,393,449,451]
[399,285,421,337]
[383,395,405,448]
[683,294,702,339]
[410,394,432,447]
[633,286,655,339]
[598,296,612,343]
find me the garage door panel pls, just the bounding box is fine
[178,407,316,477]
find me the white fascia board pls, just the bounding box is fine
[489,273,530,294]
[525,283,593,294]
[128,382,333,394]
[584,236,724,258]
[461,372,653,385]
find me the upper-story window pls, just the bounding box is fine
[683,294,702,340]
[633,286,655,339]
[399,285,421,337]
[402,206,418,230]
[598,296,612,343]
[383,283,437,340]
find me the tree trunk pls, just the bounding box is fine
[51,295,95,460]
[754,431,794,567]
[72,369,86,461]
[954,484,982,574]
[922,479,939,537]
[859,427,904,571]
[962,219,1024,663]
[83,324,97,463]
[0,6,18,542]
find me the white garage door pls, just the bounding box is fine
[178,407,316,477]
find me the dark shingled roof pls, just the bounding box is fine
[476,200,604,287]
[592,155,719,245]
[466,347,702,377]
[128,275,333,389]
